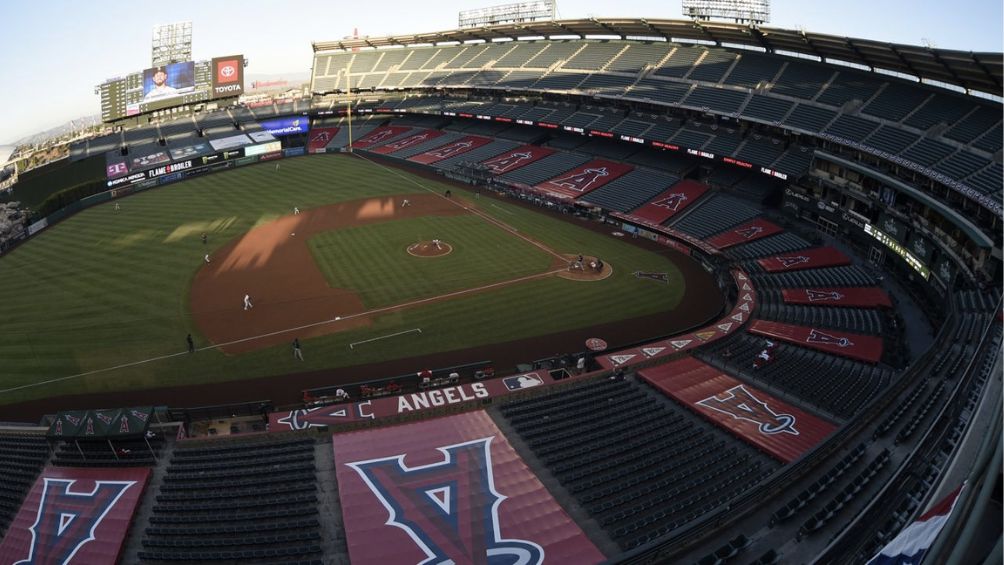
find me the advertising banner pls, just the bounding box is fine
[284,147,306,157]
[168,142,212,161]
[106,161,129,179]
[210,55,245,99]
[248,131,276,143]
[244,141,282,157]
[130,151,170,170]
[259,117,310,137]
[145,159,194,179]
[209,134,253,152]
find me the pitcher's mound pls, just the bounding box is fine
[558,254,613,281]
[407,241,453,257]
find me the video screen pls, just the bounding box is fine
[142,62,195,103]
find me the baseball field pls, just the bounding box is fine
[0,154,722,413]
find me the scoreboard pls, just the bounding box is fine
[99,56,243,122]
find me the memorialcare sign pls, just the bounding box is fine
[0,466,150,565]
[639,357,837,463]
[332,411,604,565]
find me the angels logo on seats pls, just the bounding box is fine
[310,131,333,145]
[548,167,609,192]
[735,225,764,239]
[777,255,810,268]
[428,141,473,158]
[697,385,798,435]
[806,329,854,347]
[347,437,545,565]
[15,478,138,564]
[386,134,428,150]
[651,193,687,211]
[361,129,396,143]
[806,289,845,302]
[642,347,665,357]
[482,151,533,173]
[275,408,326,430]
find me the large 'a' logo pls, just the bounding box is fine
[386,134,429,150]
[310,131,333,145]
[548,167,609,192]
[777,255,810,268]
[735,225,764,239]
[14,478,137,565]
[362,129,397,144]
[652,193,687,211]
[805,289,845,302]
[429,141,473,158]
[482,151,533,173]
[806,329,853,348]
[696,385,798,435]
[348,437,545,565]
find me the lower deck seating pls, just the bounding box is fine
[0,432,49,537]
[496,378,779,550]
[139,436,320,564]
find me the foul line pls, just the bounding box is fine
[354,153,569,263]
[350,328,422,349]
[0,267,566,395]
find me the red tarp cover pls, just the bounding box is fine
[480,144,555,174]
[757,247,851,272]
[332,411,605,565]
[638,357,837,463]
[749,319,884,364]
[351,126,413,149]
[370,129,446,155]
[306,127,340,153]
[0,466,150,565]
[627,180,709,225]
[534,159,634,199]
[707,218,784,250]
[596,269,756,369]
[408,135,494,164]
[782,287,893,308]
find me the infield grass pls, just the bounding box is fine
[0,154,689,406]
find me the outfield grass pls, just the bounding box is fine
[0,155,688,405]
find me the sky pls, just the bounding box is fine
[0,0,1000,144]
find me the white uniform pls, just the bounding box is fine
[204,254,210,263]
[243,294,253,310]
[293,207,300,215]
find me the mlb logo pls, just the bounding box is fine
[503,374,543,391]
[106,162,128,177]
[216,60,239,83]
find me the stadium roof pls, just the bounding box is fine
[313,18,1003,96]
